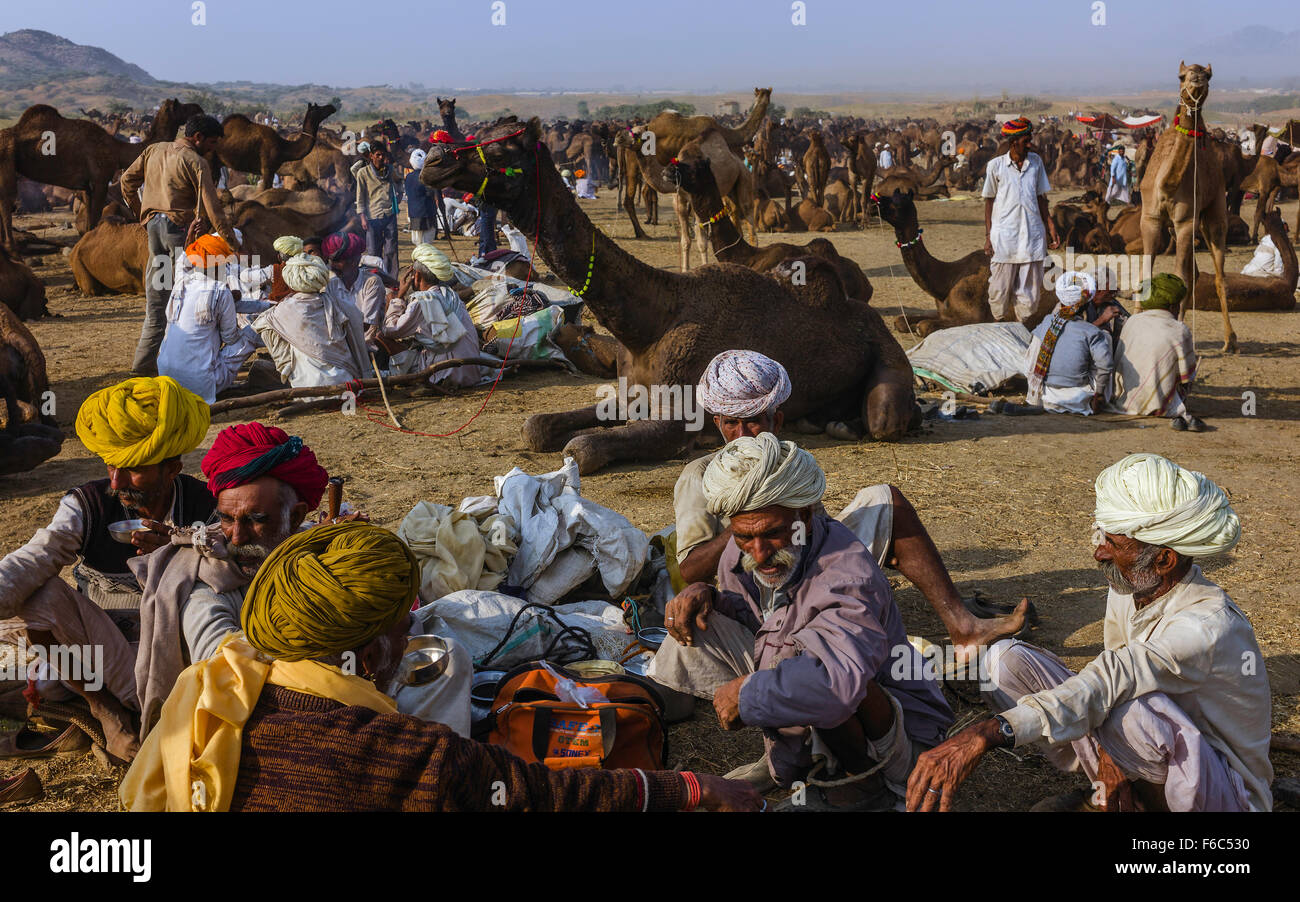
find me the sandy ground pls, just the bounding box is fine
[2,186,1297,812]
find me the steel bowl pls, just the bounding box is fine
[470,669,506,706]
[107,519,147,544]
[623,657,650,677]
[637,627,669,649]
[400,635,450,686]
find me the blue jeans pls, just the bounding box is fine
[477,204,498,257]
[367,214,398,275]
[132,214,186,374]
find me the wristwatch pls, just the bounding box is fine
[993,714,1016,748]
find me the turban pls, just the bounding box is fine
[184,233,233,268]
[703,432,825,518]
[281,253,331,294]
[323,231,364,263]
[411,243,453,282]
[696,350,792,418]
[202,422,329,509]
[574,169,585,178]
[1094,453,1240,558]
[75,376,209,469]
[1139,272,1187,310]
[1054,270,1096,315]
[430,130,452,144]
[409,148,427,170]
[241,521,419,662]
[561,169,572,178]
[272,235,303,258]
[1001,117,1032,137]
[356,141,371,155]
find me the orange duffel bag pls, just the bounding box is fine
[485,662,668,771]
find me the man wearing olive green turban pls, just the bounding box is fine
[0,377,217,762]
[1109,273,1203,430]
[120,520,762,813]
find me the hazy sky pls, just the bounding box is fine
[2,0,1296,93]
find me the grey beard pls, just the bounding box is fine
[1098,559,1161,596]
[229,543,276,574]
[105,485,148,510]
[742,545,802,589]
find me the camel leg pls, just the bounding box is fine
[1201,218,1236,353]
[562,417,689,475]
[673,192,692,272]
[522,404,608,452]
[623,176,649,239]
[861,307,918,439]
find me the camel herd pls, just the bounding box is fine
[1,62,1298,476]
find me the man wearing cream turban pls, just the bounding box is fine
[673,351,1029,664]
[0,377,216,762]
[1110,274,1203,430]
[651,432,953,810]
[381,244,490,388]
[1022,270,1113,414]
[157,236,257,404]
[250,252,372,390]
[121,521,762,812]
[908,453,1272,812]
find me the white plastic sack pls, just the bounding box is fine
[907,322,1033,394]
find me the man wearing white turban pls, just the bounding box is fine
[907,453,1272,812]
[251,254,372,389]
[673,350,1030,648]
[651,432,954,810]
[381,244,492,388]
[1022,270,1113,414]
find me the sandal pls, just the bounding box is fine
[0,722,91,759]
[0,768,44,807]
[961,590,1039,627]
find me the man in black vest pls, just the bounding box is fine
[0,377,213,762]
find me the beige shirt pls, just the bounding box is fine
[119,137,238,248]
[1001,566,1274,811]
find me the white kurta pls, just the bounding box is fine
[252,291,371,389]
[158,268,255,404]
[1110,309,1197,417]
[383,287,492,387]
[982,152,1052,264]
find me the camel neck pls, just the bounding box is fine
[688,180,750,262]
[504,160,676,349]
[897,235,942,294]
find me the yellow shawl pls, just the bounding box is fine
[119,634,396,811]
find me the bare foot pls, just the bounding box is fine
[949,598,1031,663]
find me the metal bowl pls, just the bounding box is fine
[400,635,450,686]
[470,669,506,706]
[107,519,147,544]
[637,627,669,649]
[623,657,650,677]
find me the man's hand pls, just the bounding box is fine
[184,217,208,246]
[983,235,993,256]
[1047,225,1061,250]
[905,718,999,812]
[359,214,369,231]
[316,510,370,526]
[713,675,746,731]
[397,267,417,299]
[664,582,715,647]
[695,773,765,812]
[131,519,173,554]
[1093,304,1120,326]
[1093,746,1136,811]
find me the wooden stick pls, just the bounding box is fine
[209,357,559,414]
[1272,734,1300,755]
[370,354,405,430]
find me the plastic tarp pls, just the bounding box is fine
[494,457,650,604]
[906,322,1033,394]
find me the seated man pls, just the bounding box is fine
[1081,263,1129,344]
[672,350,1029,653]
[381,244,492,388]
[907,453,1271,812]
[1110,273,1203,432]
[251,253,372,389]
[652,433,955,810]
[120,521,762,812]
[157,234,257,404]
[321,231,389,343]
[0,377,213,759]
[238,234,305,308]
[1023,270,1114,414]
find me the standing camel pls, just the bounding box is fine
[841,134,878,224]
[420,117,916,474]
[207,103,336,188]
[1140,63,1235,352]
[802,130,830,207]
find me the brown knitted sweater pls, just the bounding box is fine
[229,686,687,812]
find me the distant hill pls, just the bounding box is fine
[0,29,154,88]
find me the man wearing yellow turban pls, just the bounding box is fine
[380,243,490,387]
[121,521,762,812]
[908,454,1272,813]
[0,377,215,762]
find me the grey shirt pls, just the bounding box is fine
[1031,317,1114,389]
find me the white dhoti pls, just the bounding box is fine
[981,639,1250,811]
[988,260,1044,322]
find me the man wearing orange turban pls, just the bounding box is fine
[0,377,216,762]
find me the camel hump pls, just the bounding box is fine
[17,104,63,127]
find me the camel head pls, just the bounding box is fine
[876,188,919,240]
[421,116,541,210]
[305,103,337,129]
[663,141,714,195]
[1177,62,1212,111]
[438,97,457,120]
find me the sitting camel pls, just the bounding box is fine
[0,303,62,475]
[877,189,1053,336]
[1189,209,1297,312]
[420,118,916,474]
[662,144,873,302]
[69,221,149,295]
[0,245,49,319]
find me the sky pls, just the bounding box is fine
[2,0,1297,94]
